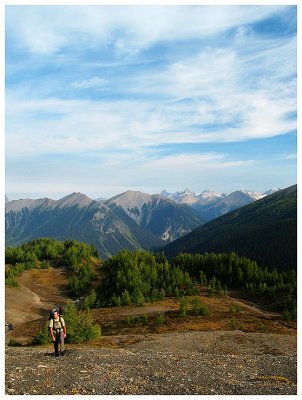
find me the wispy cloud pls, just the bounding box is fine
[143,153,256,172]
[70,77,108,90]
[5,5,297,197]
[6,6,286,56]
[277,153,297,161]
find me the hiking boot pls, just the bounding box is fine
[60,351,66,356]
[55,353,59,357]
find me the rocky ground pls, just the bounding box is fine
[5,330,297,395]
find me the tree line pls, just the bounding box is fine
[5,238,296,317]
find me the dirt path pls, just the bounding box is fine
[5,331,297,395]
[5,267,70,326]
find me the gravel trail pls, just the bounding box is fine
[5,330,297,395]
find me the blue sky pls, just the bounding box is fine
[5,5,297,200]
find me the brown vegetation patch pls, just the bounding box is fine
[254,376,292,384]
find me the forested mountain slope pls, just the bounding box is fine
[163,185,297,271]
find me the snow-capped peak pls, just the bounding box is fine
[263,188,281,196]
[238,189,265,200]
[200,189,221,199]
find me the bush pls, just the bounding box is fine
[32,323,52,345]
[191,298,209,316]
[40,260,50,269]
[8,338,22,347]
[257,323,266,332]
[133,289,145,306]
[282,309,291,320]
[229,305,242,313]
[63,303,101,343]
[81,289,97,310]
[229,317,237,330]
[120,290,131,306]
[5,276,18,287]
[179,298,189,317]
[155,313,165,326]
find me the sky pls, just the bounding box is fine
[5,4,297,200]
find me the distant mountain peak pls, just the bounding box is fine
[235,189,265,200]
[183,188,195,195]
[263,188,282,196]
[200,189,221,199]
[55,192,94,208]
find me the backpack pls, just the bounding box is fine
[48,306,63,321]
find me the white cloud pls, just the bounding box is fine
[70,77,108,90]
[277,153,297,161]
[5,5,296,198]
[143,153,256,172]
[6,5,286,56]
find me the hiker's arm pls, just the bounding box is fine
[49,327,55,341]
[63,325,66,338]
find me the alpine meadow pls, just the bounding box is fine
[5,5,297,396]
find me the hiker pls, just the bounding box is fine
[49,309,66,357]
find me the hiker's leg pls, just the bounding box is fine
[54,335,59,356]
[59,330,65,353]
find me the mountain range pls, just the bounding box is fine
[163,185,297,271]
[5,191,204,259]
[5,185,293,268]
[160,187,281,221]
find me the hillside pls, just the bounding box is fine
[163,185,297,271]
[5,237,296,395]
[5,264,297,395]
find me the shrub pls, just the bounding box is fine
[257,323,266,332]
[229,317,237,330]
[179,298,189,317]
[5,276,18,287]
[111,295,121,307]
[155,313,165,326]
[120,290,131,306]
[63,303,101,343]
[229,305,242,313]
[40,260,50,269]
[8,338,22,347]
[133,289,145,306]
[81,289,97,310]
[191,298,209,316]
[32,323,52,345]
[282,309,291,320]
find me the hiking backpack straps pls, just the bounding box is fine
[51,316,64,334]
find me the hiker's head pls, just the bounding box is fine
[53,310,59,319]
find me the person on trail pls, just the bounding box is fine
[49,309,66,357]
